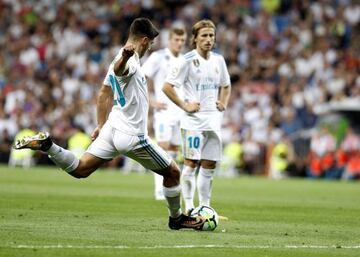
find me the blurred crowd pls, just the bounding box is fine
[0,0,359,179]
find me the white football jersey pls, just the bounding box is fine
[165,49,231,131]
[103,48,149,136]
[142,48,183,119]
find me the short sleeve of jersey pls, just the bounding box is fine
[103,68,111,86]
[219,55,231,87]
[142,52,160,78]
[103,49,137,86]
[165,57,189,88]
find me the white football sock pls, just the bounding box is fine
[181,165,196,211]
[47,143,79,173]
[163,184,182,218]
[197,167,215,207]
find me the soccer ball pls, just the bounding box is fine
[190,205,219,231]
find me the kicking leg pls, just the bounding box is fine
[14,132,108,178]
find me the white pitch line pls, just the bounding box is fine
[4,244,360,250]
[286,245,360,249]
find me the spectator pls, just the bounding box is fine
[0,129,12,163]
[338,127,360,180]
[269,135,295,179]
[242,128,261,175]
[308,126,336,178]
[280,108,302,136]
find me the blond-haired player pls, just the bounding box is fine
[163,20,231,215]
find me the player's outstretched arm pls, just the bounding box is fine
[216,85,231,112]
[113,44,135,76]
[163,82,199,113]
[92,84,113,141]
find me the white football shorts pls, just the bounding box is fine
[181,129,222,161]
[87,122,172,171]
[153,112,181,146]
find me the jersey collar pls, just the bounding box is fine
[165,48,178,58]
[195,49,211,61]
[133,51,140,64]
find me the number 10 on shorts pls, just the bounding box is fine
[188,136,200,149]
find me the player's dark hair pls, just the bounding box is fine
[129,18,159,40]
[169,27,186,38]
[191,19,216,49]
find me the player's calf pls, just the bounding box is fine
[161,161,180,187]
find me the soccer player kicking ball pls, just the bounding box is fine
[142,27,187,201]
[14,18,205,231]
[163,20,231,217]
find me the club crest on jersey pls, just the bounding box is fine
[193,59,200,67]
[171,67,179,77]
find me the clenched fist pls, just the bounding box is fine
[122,44,135,59]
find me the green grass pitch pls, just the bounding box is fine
[0,166,359,257]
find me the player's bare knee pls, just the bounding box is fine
[201,160,217,169]
[184,159,198,169]
[163,162,180,186]
[169,162,180,180]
